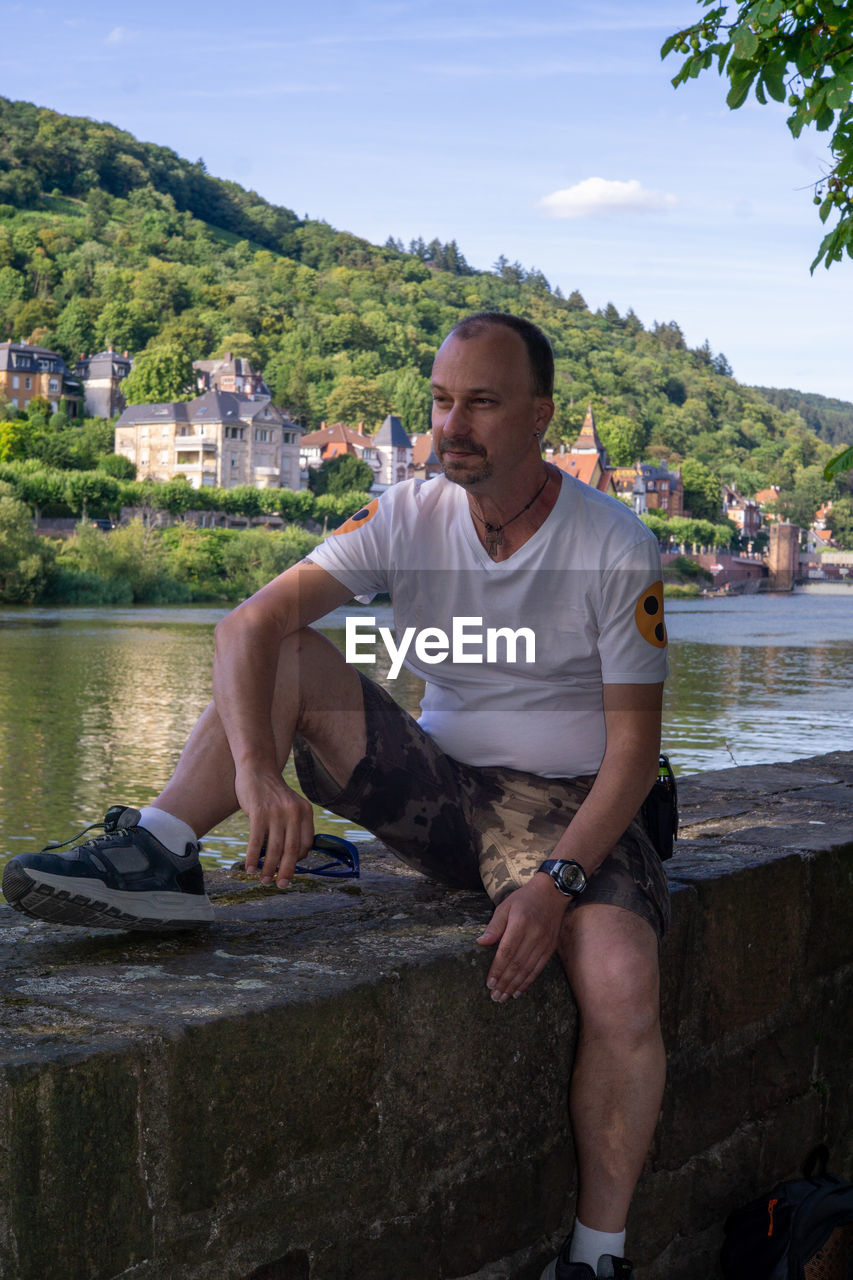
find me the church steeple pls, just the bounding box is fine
[571,403,610,467]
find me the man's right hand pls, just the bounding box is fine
[236,768,315,888]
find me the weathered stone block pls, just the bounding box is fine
[677,1122,767,1236]
[165,986,388,1213]
[244,1257,310,1280]
[0,1052,152,1280]
[755,1091,825,1186]
[683,853,807,1043]
[659,882,700,1049]
[746,1013,819,1114]
[643,1222,725,1280]
[805,845,853,975]
[625,1163,691,1263]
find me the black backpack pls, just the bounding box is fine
[721,1147,853,1280]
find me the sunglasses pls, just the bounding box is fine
[296,833,360,878]
[256,833,360,880]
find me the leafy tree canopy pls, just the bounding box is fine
[122,344,196,405]
[663,1,853,271]
[0,485,50,600]
[596,412,648,466]
[827,492,853,543]
[681,457,724,523]
[325,376,391,429]
[308,453,375,496]
[97,452,136,480]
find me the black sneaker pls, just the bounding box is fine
[2,805,215,930]
[540,1242,635,1280]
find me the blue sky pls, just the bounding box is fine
[4,0,851,400]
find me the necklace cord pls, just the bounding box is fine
[470,470,549,536]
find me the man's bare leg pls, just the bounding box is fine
[1,627,367,927]
[153,626,367,838]
[558,903,665,1235]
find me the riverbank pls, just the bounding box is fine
[2,514,321,605]
[1,751,851,1280]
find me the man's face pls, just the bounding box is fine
[430,327,553,489]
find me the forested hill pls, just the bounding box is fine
[0,94,849,528]
[751,386,853,449]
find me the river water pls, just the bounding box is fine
[2,586,851,873]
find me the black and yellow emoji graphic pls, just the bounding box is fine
[330,498,380,537]
[634,581,666,648]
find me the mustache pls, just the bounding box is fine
[438,439,486,457]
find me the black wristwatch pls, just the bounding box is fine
[538,858,588,898]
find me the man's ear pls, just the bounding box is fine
[535,397,555,433]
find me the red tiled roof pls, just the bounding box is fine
[300,423,371,449]
[410,433,439,467]
[553,453,600,485]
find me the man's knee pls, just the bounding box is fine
[275,627,367,783]
[559,904,661,1041]
[277,627,362,709]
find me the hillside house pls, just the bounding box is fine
[371,414,412,488]
[722,484,761,539]
[755,486,782,523]
[299,423,380,484]
[0,341,82,417]
[193,353,269,399]
[813,501,833,532]
[74,348,132,418]
[114,390,303,490]
[612,462,684,517]
[409,433,443,480]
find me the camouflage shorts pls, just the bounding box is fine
[293,671,670,941]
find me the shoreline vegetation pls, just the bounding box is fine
[0,466,376,605]
[2,507,322,607]
[1,467,742,606]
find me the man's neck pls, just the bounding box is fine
[465,463,560,560]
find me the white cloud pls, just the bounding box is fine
[105,26,133,45]
[539,177,678,219]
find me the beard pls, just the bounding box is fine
[439,440,492,487]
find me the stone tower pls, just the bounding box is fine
[767,523,799,591]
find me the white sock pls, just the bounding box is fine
[570,1221,627,1275]
[137,807,198,856]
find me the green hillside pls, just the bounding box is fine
[0,94,851,540]
[751,386,853,449]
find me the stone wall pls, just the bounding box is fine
[1,752,851,1280]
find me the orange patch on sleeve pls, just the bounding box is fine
[329,497,380,537]
[634,580,667,648]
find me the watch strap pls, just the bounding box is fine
[538,858,587,897]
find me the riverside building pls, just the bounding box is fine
[114,389,304,490]
[0,340,82,417]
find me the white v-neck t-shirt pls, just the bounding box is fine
[307,473,667,777]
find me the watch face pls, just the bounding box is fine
[556,861,586,894]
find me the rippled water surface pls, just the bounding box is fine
[2,586,850,872]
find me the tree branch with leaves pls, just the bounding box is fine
[662,1,853,272]
[663,2,853,483]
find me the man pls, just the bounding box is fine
[3,314,669,1280]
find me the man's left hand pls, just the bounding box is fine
[476,874,569,1003]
